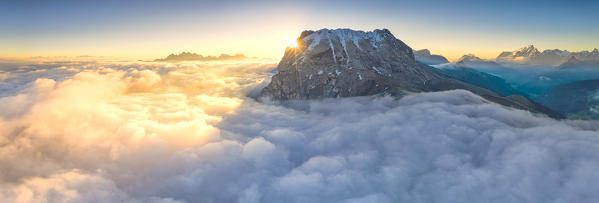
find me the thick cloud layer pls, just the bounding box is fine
[1,59,598,203]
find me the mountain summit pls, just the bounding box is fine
[454,54,502,68]
[514,45,541,57]
[414,49,449,65]
[457,54,485,62]
[261,28,441,99]
[260,28,562,118]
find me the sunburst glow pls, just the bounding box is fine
[286,40,298,48]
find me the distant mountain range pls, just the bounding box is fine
[414,45,599,68]
[155,52,251,62]
[557,55,599,69]
[496,45,599,67]
[411,44,599,120]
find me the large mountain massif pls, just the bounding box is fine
[260,28,561,118]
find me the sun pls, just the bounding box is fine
[286,39,298,48]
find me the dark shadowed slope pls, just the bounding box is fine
[538,79,599,120]
[439,66,527,97]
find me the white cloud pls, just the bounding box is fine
[0,59,598,203]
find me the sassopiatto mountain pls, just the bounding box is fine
[260,28,562,118]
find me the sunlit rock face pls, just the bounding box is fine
[261,28,563,118]
[261,28,444,99]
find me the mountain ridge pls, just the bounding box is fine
[260,28,562,118]
[414,49,449,65]
[497,45,599,66]
[155,52,251,62]
[538,79,599,119]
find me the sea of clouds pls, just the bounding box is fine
[1,58,599,203]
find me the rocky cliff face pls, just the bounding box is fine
[260,28,563,118]
[261,29,442,99]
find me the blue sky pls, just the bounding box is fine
[2,0,598,60]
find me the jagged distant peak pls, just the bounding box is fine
[542,48,569,55]
[514,45,540,56]
[563,55,580,63]
[414,49,448,65]
[557,54,599,69]
[414,49,431,55]
[155,52,250,62]
[522,44,536,49]
[496,45,599,66]
[457,54,484,62]
[455,54,501,68]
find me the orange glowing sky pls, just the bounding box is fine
[1,0,598,61]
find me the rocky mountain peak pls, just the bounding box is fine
[543,49,570,56]
[497,45,573,66]
[261,28,432,99]
[565,55,580,63]
[259,28,563,118]
[296,28,407,58]
[414,49,431,56]
[514,45,540,57]
[414,49,449,65]
[557,54,599,69]
[457,54,484,62]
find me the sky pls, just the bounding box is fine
[1,0,599,61]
